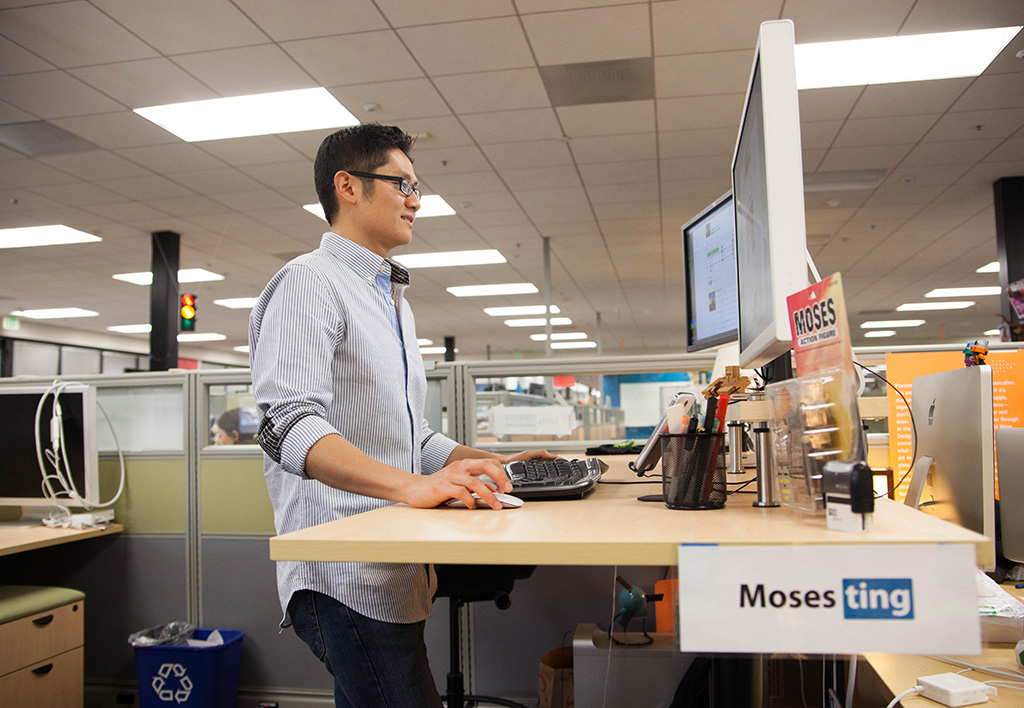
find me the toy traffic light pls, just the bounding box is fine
[180,293,196,331]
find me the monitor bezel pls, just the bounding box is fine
[731,19,810,370]
[682,190,738,353]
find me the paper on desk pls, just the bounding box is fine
[186,629,224,647]
[976,570,1024,643]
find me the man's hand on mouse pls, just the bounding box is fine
[404,458,512,510]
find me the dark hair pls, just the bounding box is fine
[215,408,256,444]
[314,124,415,225]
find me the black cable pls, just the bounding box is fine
[852,361,917,499]
[726,478,757,495]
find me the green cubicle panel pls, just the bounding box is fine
[99,457,187,534]
[199,457,274,535]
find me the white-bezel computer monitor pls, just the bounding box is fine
[731,19,810,370]
[0,383,99,509]
[683,191,738,353]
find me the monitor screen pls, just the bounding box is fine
[0,384,98,509]
[911,366,995,571]
[683,192,738,352]
[732,20,809,370]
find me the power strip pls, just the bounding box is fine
[70,509,115,529]
[917,673,997,706]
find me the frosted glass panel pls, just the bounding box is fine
[102,351,142,374]
[61,346,101,375]
[207,384,258,446]
[12,340,59,377]
[97,386,183,451]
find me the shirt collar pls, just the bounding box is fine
[319,231,410,286]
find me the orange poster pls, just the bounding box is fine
[885,350,1024,500]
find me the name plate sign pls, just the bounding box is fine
[677,543,979,654]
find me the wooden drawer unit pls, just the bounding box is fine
[0,586,85,708]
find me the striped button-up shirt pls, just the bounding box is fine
[249,231,458,624]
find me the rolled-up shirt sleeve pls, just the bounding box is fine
[419,420,459,475]
[251,263,344,477]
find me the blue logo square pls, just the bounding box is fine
[842,578,914,619]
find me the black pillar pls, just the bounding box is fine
[444,336,455,362]
[995,177,1024,339]
[150,231,180,371]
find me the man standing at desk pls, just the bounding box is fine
[249,123,554,708]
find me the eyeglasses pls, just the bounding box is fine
[347,171,421,199]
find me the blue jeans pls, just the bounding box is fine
[287,589,443,708]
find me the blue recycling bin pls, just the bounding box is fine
[133,629,244,708]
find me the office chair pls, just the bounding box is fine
[433,564,536,708]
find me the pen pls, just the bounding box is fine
[703,396,718,433]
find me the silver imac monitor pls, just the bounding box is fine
[994,428,1024,564]
[0,384,100,517]
[910,366,995,571]
[731,20,810,370]
[683,191,738,353]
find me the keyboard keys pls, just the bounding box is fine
[502,457,607,499]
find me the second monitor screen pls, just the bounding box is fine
[684,193,738,352]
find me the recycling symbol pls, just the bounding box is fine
[151,662,192,703]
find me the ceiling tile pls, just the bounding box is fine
[579,159,657,186]
[0,71,123,119]
[483,139,573,169]
[166,167,264,195]
[0,35,54,75]
[497,165,581,191]
[819,144,914,171]
[329,79,453,123]
[557,100,655,137]
[27,181,126,207]
[782,0,916,42]
[924,108,1024,143]
[374,0,515,27]
[399,18,533,75]
[461,108,563,144]
[982,28,1024,76]
[951,73,1024,112]
[232,0,388,41]
[521,5,650,66]
[434,68,551,114]
[238,161,312,189]
[0,159,80,187]
[70,59,218,109]
[798,86,863,122]
[652,0,783,56]
[171,45,316,97]
[282,31,424,86]
[0,99,34,124]
[411,145,492,174]
[399,116,476,149]
[197,136,305,167]
[850,78,970,119]
[116,144,228,174]
[832,114,941,148]
[51,112,179,150]
[900,0,1024,34]
[900,138,1003,167]
[655,51,752,98]
[571,132,657,163]
[516,0,634,13]
[0,1,157,67]
[421,170,508,196]
[657,94,745,131]
[799,121,844,150]
[40,151,153,181]
[659,127,739,158]
[97,174,196,201]
[92,0,267,54]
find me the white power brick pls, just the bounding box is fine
[69,509,115,529]
[917,673,997,707]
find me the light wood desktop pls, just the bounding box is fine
[270,457,990,567]
[0,523,123,558]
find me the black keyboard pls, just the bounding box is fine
[502,457,607,500]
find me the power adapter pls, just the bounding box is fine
[917,673,997,706]
[70,509,115,529]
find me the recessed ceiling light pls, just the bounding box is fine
[0,225,101,249]
[860,320,926,328]
[983,329,1001,337]
[447,283,539,297]
[420,346,458,355]
[177,332,227,342]
[107,324,152,334]
[485,305,561,317]
[796,26,1022,89]
[863,330,897,338]
[418,195,457,218]
[393,249,505,269]
[213,297,258,309]
[550,341,597,349]
[233,345,249,353]
[531,332,587,341]
[113,268,224,286]
[303,203,327,220]
[896,301,975,311]
[135,88,358,142]
[11,307,98,319]
[504,317,573,327]
[925,287,1001,298]
[976,262,1000,274]
[417,338,433,346]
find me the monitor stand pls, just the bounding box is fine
[0,506,53,528]
[761,352,793,385]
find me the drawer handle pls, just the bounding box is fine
[32,663,54,676]
[32,614,54,627]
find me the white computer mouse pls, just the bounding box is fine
[444,492,524,509]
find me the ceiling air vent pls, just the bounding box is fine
[0,121,99,157]
[540,57,654,107]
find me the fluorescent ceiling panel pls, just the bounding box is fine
[925,287,1000,297]
[796,26,1021,89]
[860,320,925,328]
[417,338,433,346]
[113,268,224,285]
[486,305,561,317]
[531,332,587,341]
[897,301,974,311]
[863,330,896,338]
[177,332,227,342]
[107,324,152,334]
[551,341,597,349]
[233,345,250,353]
[11,307,98,319]
[0,225,101,249]
[983,329,1001,337]
[135,88,358,142]
[976,262,1000,274]
[504,317,573,327]
[303,196,455,221]
[447,283,539,297]
[213,297,258,309]
[394,249,505,269]
[421,346,458,354]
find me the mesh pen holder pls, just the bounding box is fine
[661,433,727,510]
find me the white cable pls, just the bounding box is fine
[986,681,1024,691]
[933,656,1024,682]
[602,565,617,708]
[885,685,922,708]
[846,656,857,708]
